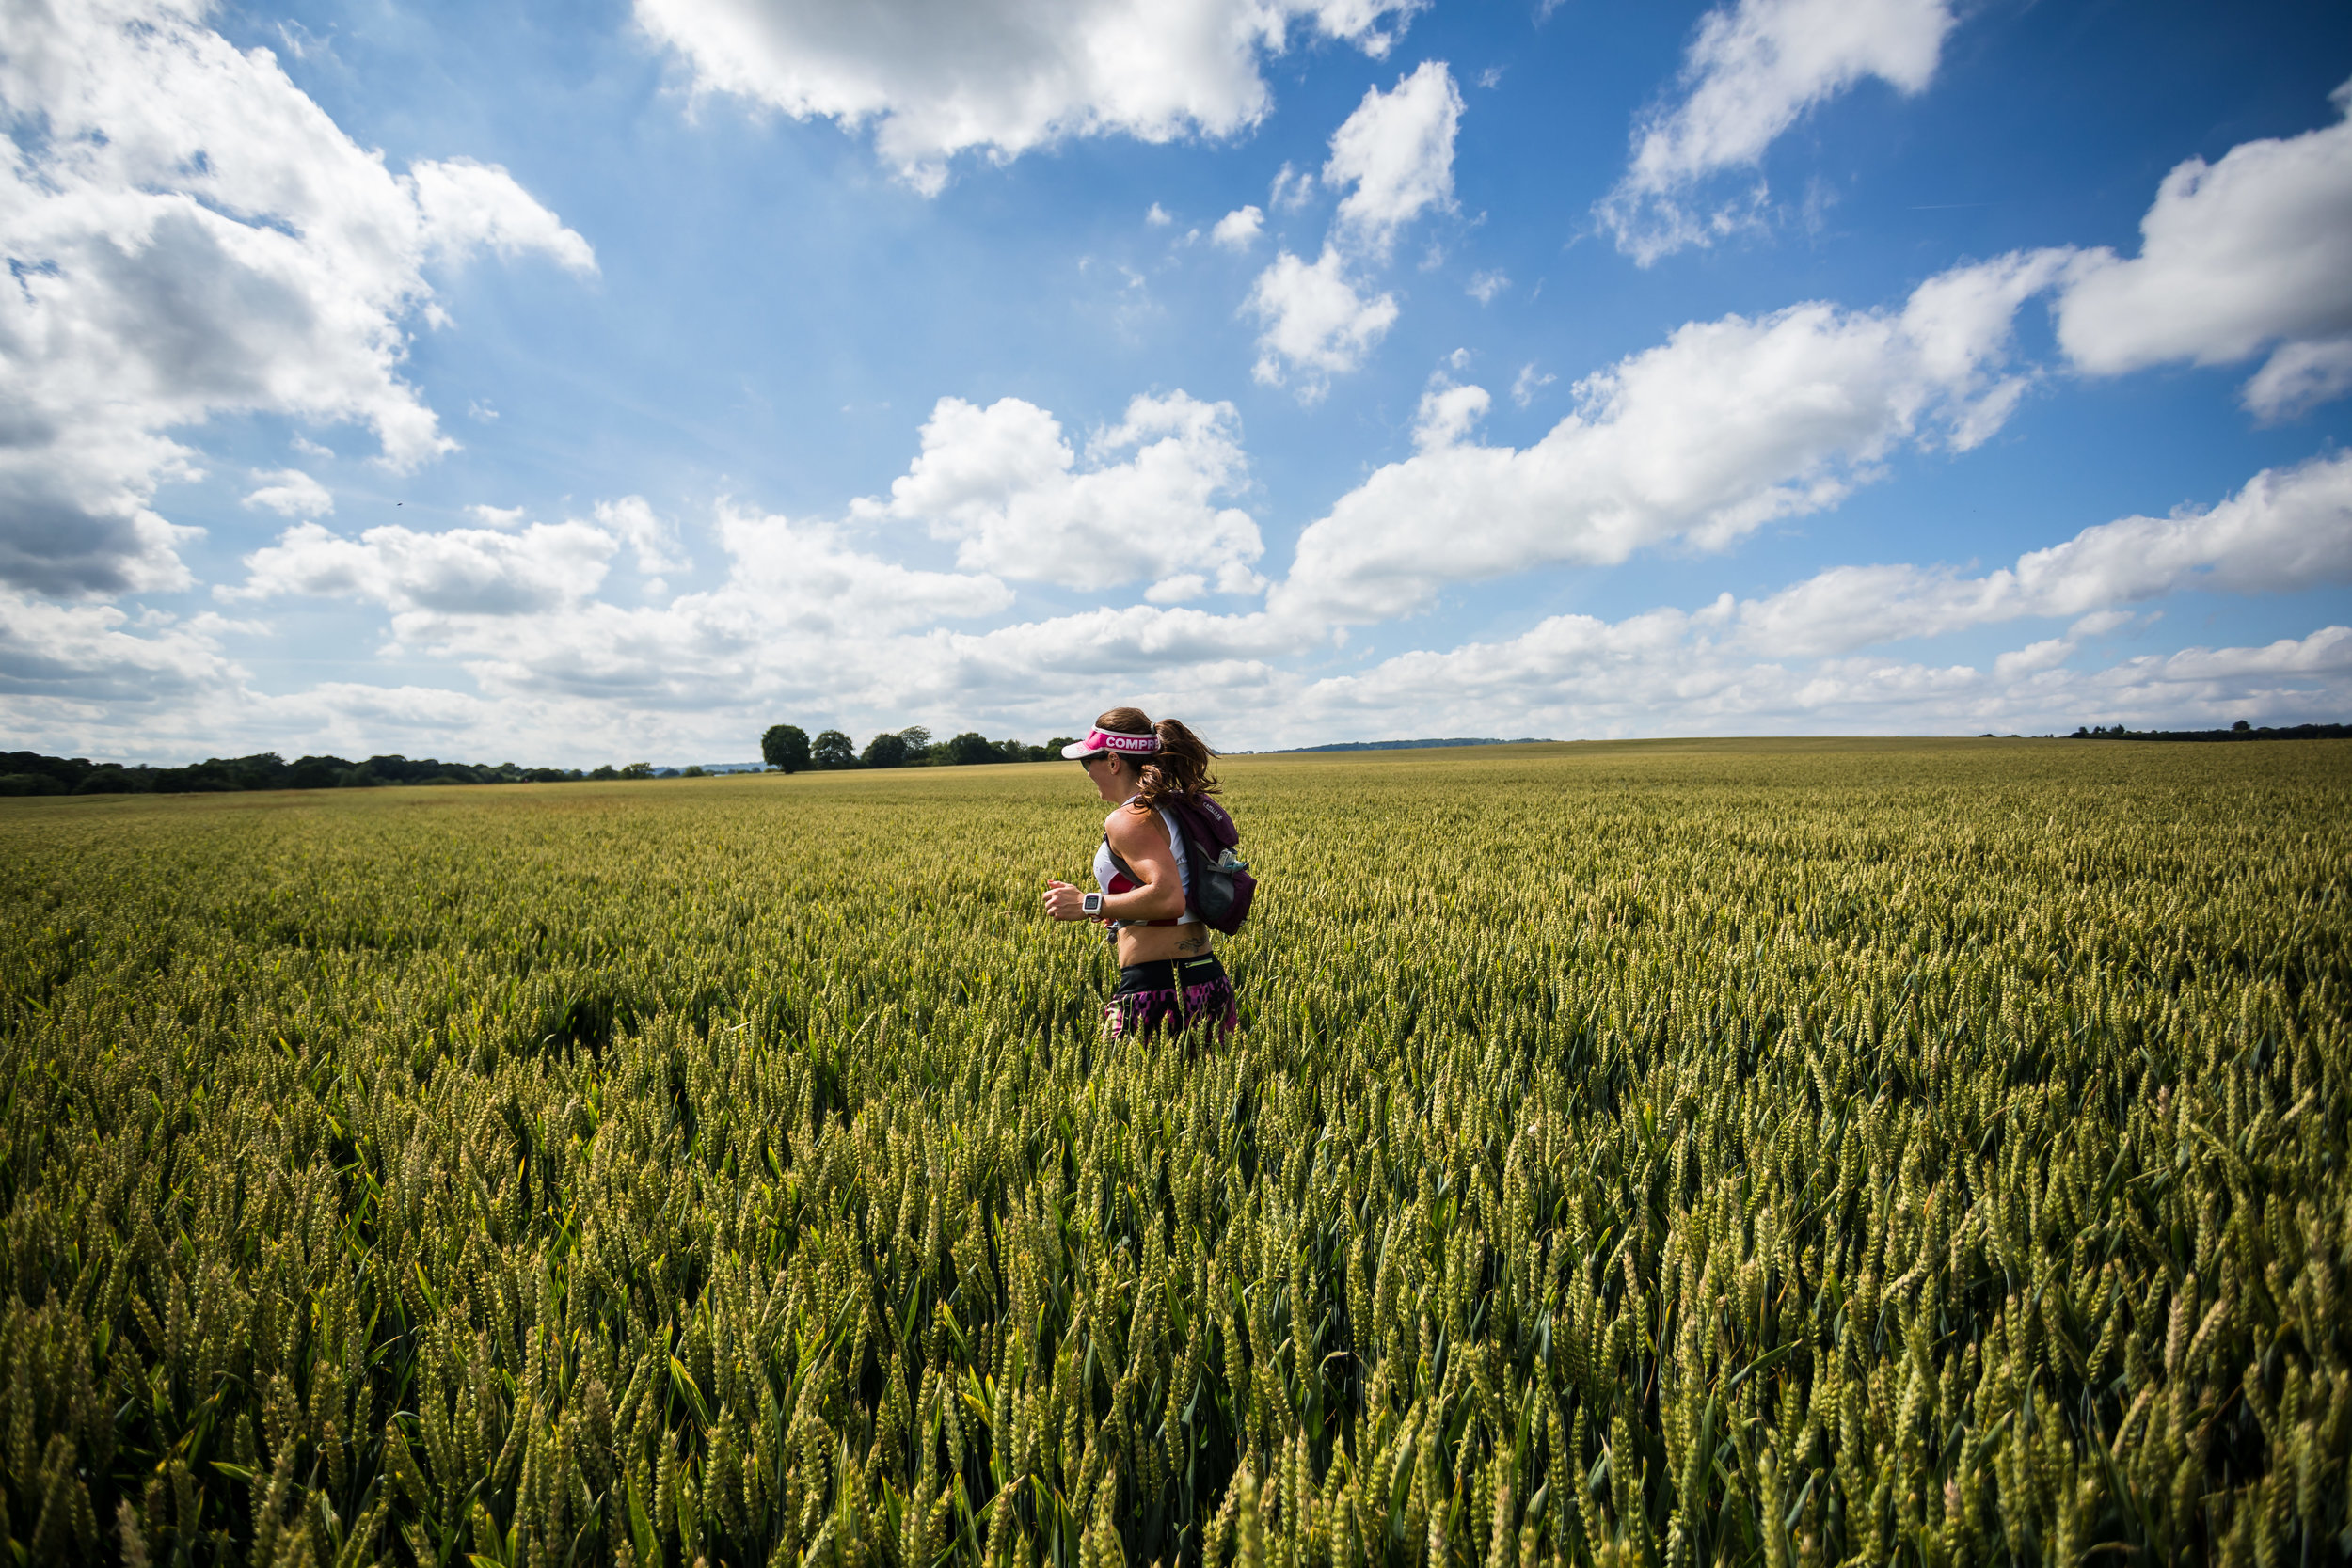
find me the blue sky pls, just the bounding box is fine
[5,0,2349,764]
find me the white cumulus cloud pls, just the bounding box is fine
[336,503,1015,718]
[594,496,692,577]
[2055,78,2352,419]
[937,602,1307,685]
[0,0,593,597]
[2241,339,2352,421]
[1412,378,1490,451]
[1323,59,1463,259]
[1597,0,1957,263]
[705,502,1016,637]
[407,157,596,274]
[0,591,248,705]
[243,469,334,518]
[1244,246,1400,397]
[1735,451,2352,657]
[634,0,1423,194]
[859,392,1266,596]
[1233,59,1459,394]
[1274,249,2072,622]
[1212,204,1265,249]
[198,499,1014,729]
[2002,452,2352,610]
[227,519,620,617]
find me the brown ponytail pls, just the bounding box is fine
[1095,706,1219,806]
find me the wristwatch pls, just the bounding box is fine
[1082,892,1104,916]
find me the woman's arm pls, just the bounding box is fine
[1098,805,1187,922]
[1042,806,1187,924]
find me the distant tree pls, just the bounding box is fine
[683,765,707,777]
[2233,719,2251,732]
[1,752,87,792]
[619,761,655,779]
[590,765,619,780]
[1045,736,1080,759]
[762,723,811,772]
[898,726,932,752]
[996,738,1029,764]
[287,756,349,789]
[862,732,910,768]
[812,730,855,768]
[943,731,998,767]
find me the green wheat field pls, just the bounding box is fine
[1,738,2345,1568]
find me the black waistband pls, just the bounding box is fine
[1114,952,1226,995]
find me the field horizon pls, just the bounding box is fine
[0,729,2277,810]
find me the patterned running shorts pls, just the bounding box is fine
[1106,951,1240,1039]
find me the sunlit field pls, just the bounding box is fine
[2,739,2345,1567]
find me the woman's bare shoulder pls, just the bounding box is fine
[1104,800,1165,846]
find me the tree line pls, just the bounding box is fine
[759,724,1075,772]
[1,727,1079,798]
[2067,721,2352,741]
[0,751,656,797]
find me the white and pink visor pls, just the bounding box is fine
[1062,726,1160,760]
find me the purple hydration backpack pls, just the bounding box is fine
[1163,793,1256,934]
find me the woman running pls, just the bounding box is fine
[1042,706,1241,1038]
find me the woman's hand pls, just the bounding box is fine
[1043,879,1093,922]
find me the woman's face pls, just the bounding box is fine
[1081,752,1131,803]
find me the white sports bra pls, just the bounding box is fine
[1092,797,1198,927]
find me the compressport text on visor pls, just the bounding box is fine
[1062,728,1159,760]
